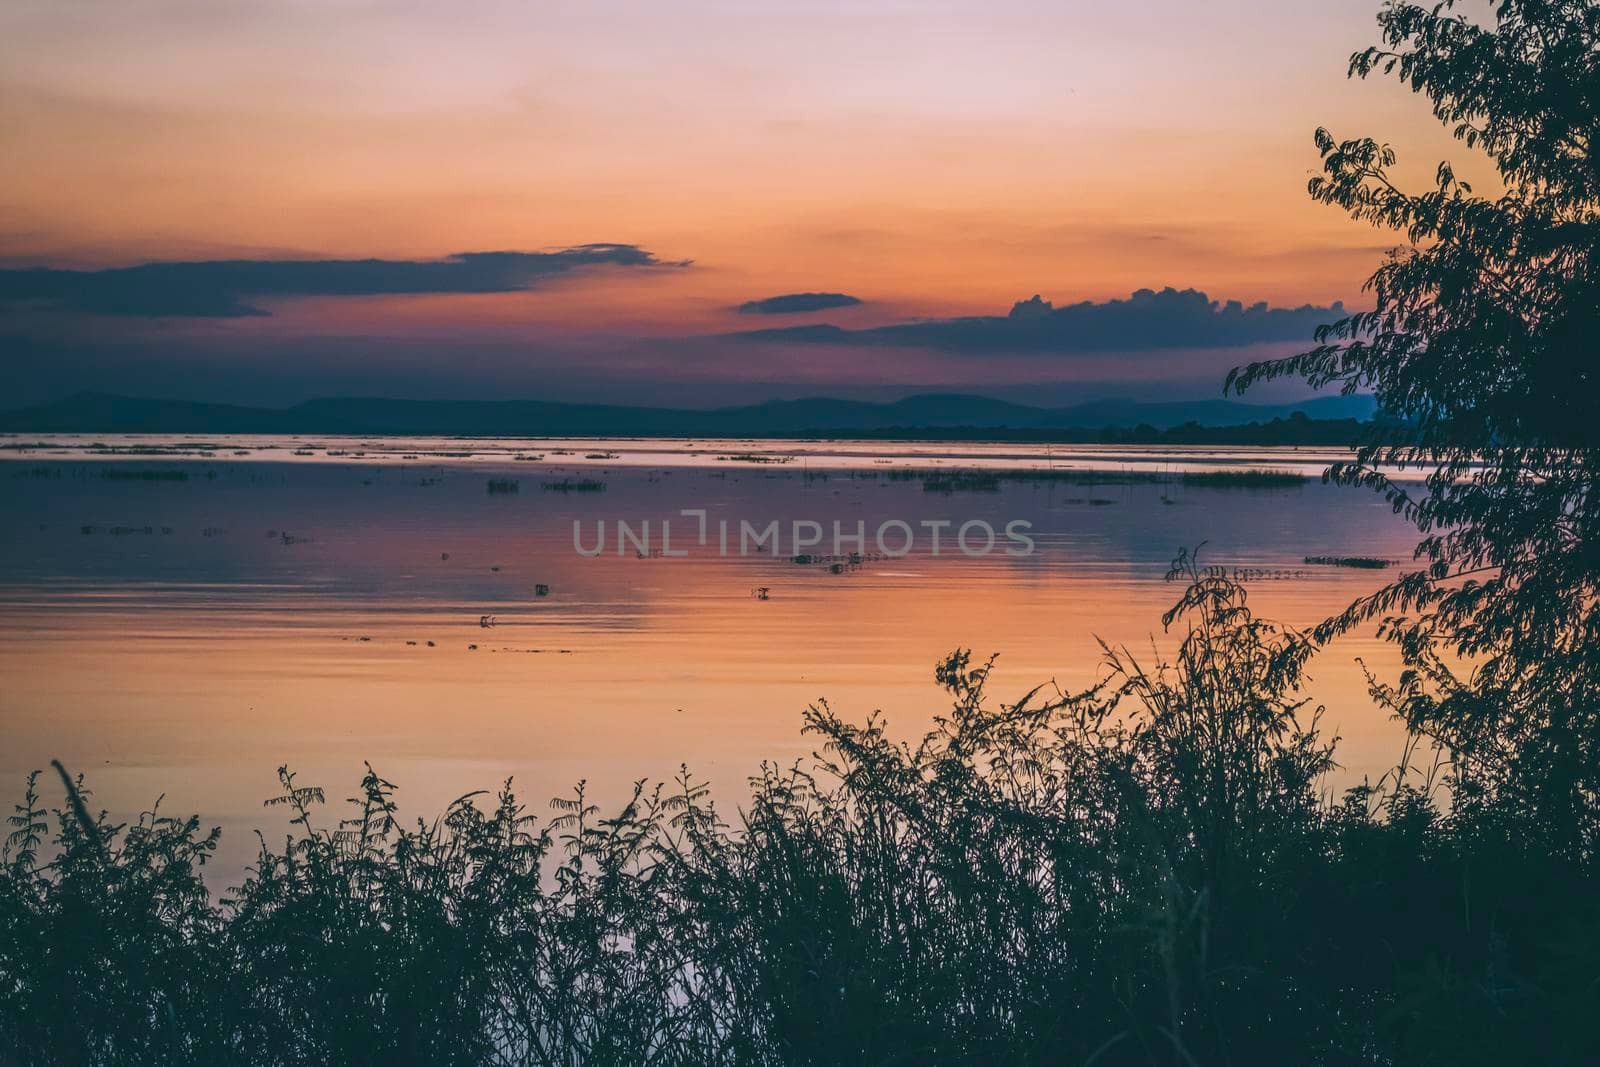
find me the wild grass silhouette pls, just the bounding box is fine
[2,553,1595,1065]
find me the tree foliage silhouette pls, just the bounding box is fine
[1228,0,1600,849]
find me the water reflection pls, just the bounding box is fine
[0,441,1422,883]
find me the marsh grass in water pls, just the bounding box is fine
[540,478,607,493]
[99,468,196,481]
[892,467,1308,496]
[1179,468,1308,488]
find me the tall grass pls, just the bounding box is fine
[1,558,1595,1065]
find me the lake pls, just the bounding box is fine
[0,435,1422,883]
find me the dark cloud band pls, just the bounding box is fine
[737,292,862,315]
[0,245,676,317]
[734,288,1344,353]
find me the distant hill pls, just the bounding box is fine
[0,390,1379,438]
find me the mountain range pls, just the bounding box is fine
[0,391,1378,438]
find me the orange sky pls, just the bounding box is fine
[0,0,1494,405]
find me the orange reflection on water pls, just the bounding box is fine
[0,445,1421,883]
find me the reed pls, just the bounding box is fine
[1179,468,1307,488]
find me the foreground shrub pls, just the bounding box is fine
[1,563,1596,1065]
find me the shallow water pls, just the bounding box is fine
[0,438,1422,884]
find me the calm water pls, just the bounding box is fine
[1,436,1421,883]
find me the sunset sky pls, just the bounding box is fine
[0,0,1482,407]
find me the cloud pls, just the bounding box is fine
[733,287,1344,354]
[737,292,862,315]
[0,245,678,317]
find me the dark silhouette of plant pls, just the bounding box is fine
[1228,0,1600,854]
[2,559,1598,1064]
[8,558,1599,1064]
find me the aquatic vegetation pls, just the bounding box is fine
[486,478,520,495]
[541,478,606,493]
[920,470,1001,493]
[891,467,1164,491]
[1179,468,1307,488]
[1003,467,1163,485]
[86,446,216,457]
[99,468,190,481]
